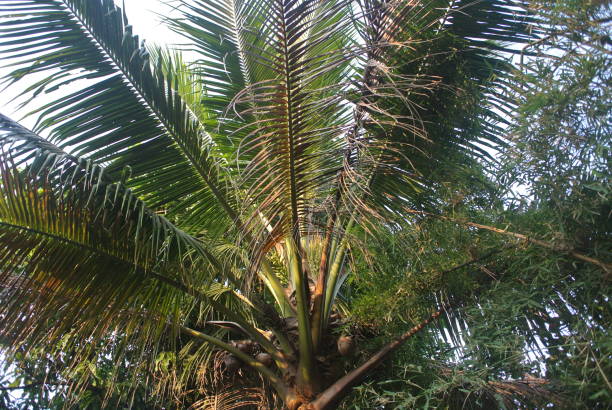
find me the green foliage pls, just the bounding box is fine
[340,0,611,408]
[0,0,609,408]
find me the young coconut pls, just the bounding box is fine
[337,335,356,357]
[234,340,256,355]
[255,352,273,367]
[236,342,250,354]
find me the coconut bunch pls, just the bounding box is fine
[215,311,355,384]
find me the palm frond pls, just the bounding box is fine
[0,0,239,236]
[343,0,537,222]
[0,114,287,397]
[0,151,189,380]
[222,0,355,242]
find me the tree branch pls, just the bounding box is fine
[404,210,611,274]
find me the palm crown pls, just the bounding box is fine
[0,0,556,408]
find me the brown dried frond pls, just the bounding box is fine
[189,387,267,410]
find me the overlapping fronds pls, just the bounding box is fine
[348,0,537,222]
[190,387,268,409]
[0,113,272,402]
[0,0,239,237]
[219,0,356,242]
[162,0,538,244]
[0,118,223,347]
[0,0,559,407]
[165,0,252,142]
[426,364,568,407]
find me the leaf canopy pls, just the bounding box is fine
[1,0,607,408]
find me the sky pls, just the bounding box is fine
[115,0,182,46]
[0,0,181,127]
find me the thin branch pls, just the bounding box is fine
[0,382,47,391]
[436,247,510,276]
[404,209,611,275]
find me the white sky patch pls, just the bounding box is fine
[114,0,183,47]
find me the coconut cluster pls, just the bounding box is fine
[222,339,273,373]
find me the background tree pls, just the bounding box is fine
[0,0,608,408]
[340,0,612,407]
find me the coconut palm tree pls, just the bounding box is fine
[2,0,606,408]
